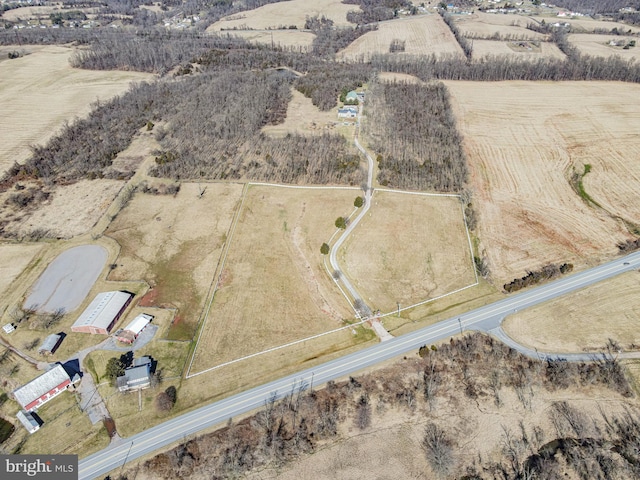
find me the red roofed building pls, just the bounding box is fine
[12,364,72,412]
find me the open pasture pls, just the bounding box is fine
[0,45,151,175]
[503,271,640,353]
[569,34,639,59]
[0,243,43,300]
[455,12,546,39]
[445,81,640,285]
[208,0,358,31]
[189,185,358,374]
[106,183,244,340]
[470,39,565,60]
[337,15,464,61]
[338,191,475,314]
[262,89,341,137]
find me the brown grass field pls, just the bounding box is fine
[502,271,640,353]
[569,33,640,59]
[189,185,358,373]
[338,191,475,314]
[455,12,546,39]
[470,39,565,60]
[207,0,358,31]
[0,243,43,299]
[261,89,342,137]
[445,81,640,285]
[216,30,315,50]
[0,45,151,175]
[337,15,464,61]
[106,182,244,340]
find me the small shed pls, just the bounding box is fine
[38,334,63,355]
[2,323,15,334]
[16,410,41,434]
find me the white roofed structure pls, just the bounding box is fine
[12,364,71,411]
[116,314,153,344]
[71,291,133,335]
[17,410,41,434]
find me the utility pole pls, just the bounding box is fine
[458,318,463,335]
[396,302,400,317]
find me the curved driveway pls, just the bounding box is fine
[79,251,640,479]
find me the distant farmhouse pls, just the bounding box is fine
[71,291,133,335]
[338,106,358,119]
[115,313,153,344]
[117,356,153,392]
[12,364,74,412]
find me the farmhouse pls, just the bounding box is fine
[338,107,358,118]
[38,333,63,355]
[16,410,41,434]
[12,364,71,411]
[71,291,133,335]
[115,313,153,344]
[116,356,153,392]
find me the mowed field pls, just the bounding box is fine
[337,15,464,61]
[207,0,358,31]
[106,183,244,340]
[0,243,43,297]
[189,185,358,373]
[339,191,475,313]
[503,271,640,353]
[445,81,640,285]
[569,34,640,59]
[262,89,341,137]
[470,40,565,60]
[0,45,152,175]
[455,12,546,39]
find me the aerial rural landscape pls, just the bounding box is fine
[1,0,640,478]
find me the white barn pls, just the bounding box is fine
[116,313,153,344]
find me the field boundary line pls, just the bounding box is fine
[249,182,361,191]
[185,183,249,378]
[374,188,461,198]
[461,197,479,285]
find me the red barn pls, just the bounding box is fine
[12,364,71,412]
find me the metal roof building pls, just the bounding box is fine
[38,333,63,355]
[71,291,133,335]
[16,410,41,434]
[12,364,71,411]
[116,314,152,344]
[116,357,152,392]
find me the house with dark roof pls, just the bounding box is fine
[12,364,72,411]
[116,356,153,392]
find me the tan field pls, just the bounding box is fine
[1,6,60,21]
[0,243,43,298]
[218,30,315,49]
[471,39,565,60]
[530,16,640,34]
[262,89,341,137]
[106,182,244,340]
[503,271,640,353]
[0,45,152,175]
[189,185,359,373]
[207,0,358,31]
[445,81,640,285]
[337,15,464,61]
[569,33,640,59]
[455,12,546,39]
[338,191,475,314]
[377,72,424,84]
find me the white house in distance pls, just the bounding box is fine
[12,364,72,412]
[115,313,153,344]
[71,291,133,335]
[338,106,358,119]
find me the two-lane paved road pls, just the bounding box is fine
[79,251,640,479]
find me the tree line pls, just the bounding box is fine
[113,333,637,479]
[503,262,574,293]
[364,80,467,191]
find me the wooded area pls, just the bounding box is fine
[115,333,638,479]
[364,81,467,191]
